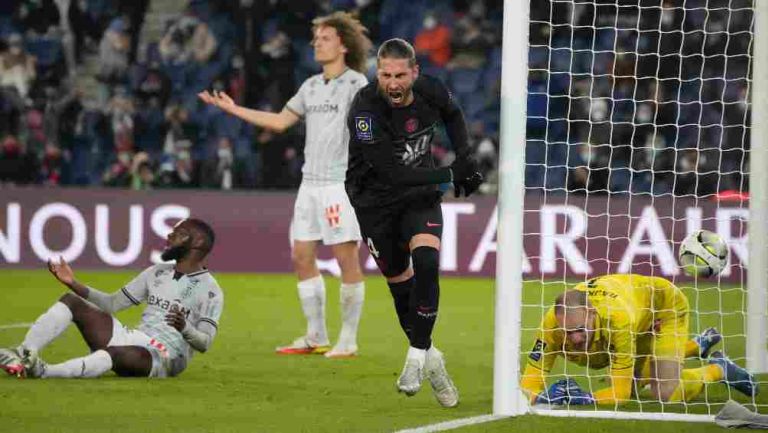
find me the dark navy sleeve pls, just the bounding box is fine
[347,99,452,186]
[415,76,472,161]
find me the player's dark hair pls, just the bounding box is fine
[312,11,372,73]
[554,290,590,316]
[186,218,216,256]
[377,38,416,66]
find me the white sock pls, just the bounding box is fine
[297,275,328,345]
[407,346,427,368]
[43,349,113,378]
[22,302,73,352]
[336,282,364,348]
[427,345,440,358]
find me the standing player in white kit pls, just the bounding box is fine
[198,12,372,358]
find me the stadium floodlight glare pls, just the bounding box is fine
[495,0,768,423]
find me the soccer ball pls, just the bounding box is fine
[678,230,730,278]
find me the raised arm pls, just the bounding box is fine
[47,257,147,314]
[197,90,300,133]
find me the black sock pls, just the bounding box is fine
[409,246,440,350]
[388,277,414,341]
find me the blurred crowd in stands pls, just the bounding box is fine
[0,0,752,198]
[527,0,752,198]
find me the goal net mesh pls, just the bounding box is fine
[520,0,758,415]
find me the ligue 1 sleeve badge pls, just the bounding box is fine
[355,116,373,141]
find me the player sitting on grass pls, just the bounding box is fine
[521,274,758,405]
[0,218,222,379]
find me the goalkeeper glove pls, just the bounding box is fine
[534,379,571,405]
[535,379,595,406]
[562,378,595,405]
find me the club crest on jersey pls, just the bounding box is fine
[355,116,373,141]
[529,339,546,361]
[405,118,419,133]
[325,204,342,228]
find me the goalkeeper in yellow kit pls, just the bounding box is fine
[521,274,758,405]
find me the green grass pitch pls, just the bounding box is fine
[0,269,764,432]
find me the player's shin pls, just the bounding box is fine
[297,275,329,345]
[667,365,723,402]
[22,301,73,352]
[387,277,414,340]
[409,247,440,350]
[38,349,113,378]
[336,281,364,349]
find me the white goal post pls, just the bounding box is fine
[495,0,768,421]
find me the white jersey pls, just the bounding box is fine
[286,69,368,185]
[119,263,224,364]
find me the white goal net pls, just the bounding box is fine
[495,0,768,422]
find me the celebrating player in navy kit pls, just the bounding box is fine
[0,218,222,379]
[346,38,483,407]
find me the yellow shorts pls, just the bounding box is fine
[637,285,690,363]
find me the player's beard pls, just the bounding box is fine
[161,244,190,262]
[378,83,412,107]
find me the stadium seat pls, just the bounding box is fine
[609,168,631,193]
[525,164,545,189]
[526,140,546,165]
[547,141,569,167]
[450,68,482,93]
[630,172,653,194]
[25,36,63,70]
[461,93,486,122]
[545,166,568,191]
[0,16,18,38]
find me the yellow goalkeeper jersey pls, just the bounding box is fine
[521,274,689,404]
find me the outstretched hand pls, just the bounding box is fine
[197,90,236,113]
[47,256,75,287]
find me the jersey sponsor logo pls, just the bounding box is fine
[587,289,618,299]
[306,103,339,114]
[405,118,419,133]
[325,204,341,228]
[401,134,430,166]
[355,116,373,141]
[148,294,191,318]
[530,338,546,361]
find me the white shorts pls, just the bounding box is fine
[108,317,170,378]
[290,182,361,245]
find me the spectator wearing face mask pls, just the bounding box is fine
[0,33,37,100]
[200,136,240,190]
[414,13,451,68]
[101,149,133,187]
[97,18,130,84]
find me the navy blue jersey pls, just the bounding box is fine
[345,75,471,209]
